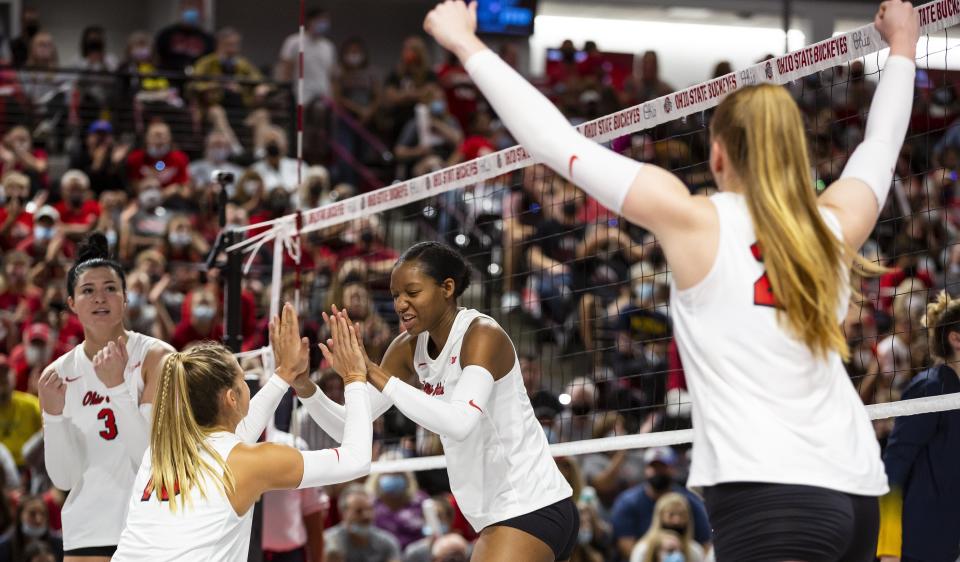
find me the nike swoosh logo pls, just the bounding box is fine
[332,448,340,462]
[568,154,579,178]
[65,376,81,383]
[417,363,428,368]
[469,400,483,414]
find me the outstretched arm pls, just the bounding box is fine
[819,1,920,250]
[423,1,704,239]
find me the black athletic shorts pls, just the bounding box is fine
[489,497,580,561]
[64,545,118,557]
[703,482,879,562]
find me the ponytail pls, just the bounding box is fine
[711,84,884,360]
[150,344,237,512]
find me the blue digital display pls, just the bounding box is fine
[476,0,537,36]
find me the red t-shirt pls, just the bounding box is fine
[171,321,224,351]
[16,234,76,261]
[878,267,934,313]
[126,149,191,187]
[0,208,33,250]
[0,148,49,189]
[459,136,495,162]
[53,200,101,227]
[437,62,478,132]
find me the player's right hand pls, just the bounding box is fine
[38,370,66,416]
[319,305,367,385]
[423,1,478,54]
[270,302,309,384]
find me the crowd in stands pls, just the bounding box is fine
[0,1,955,560]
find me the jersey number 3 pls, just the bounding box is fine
[97,408,118,440]
[751,243,778,308]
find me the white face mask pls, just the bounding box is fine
[25,345,48,367]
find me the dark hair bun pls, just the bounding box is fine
[77,232,111,263]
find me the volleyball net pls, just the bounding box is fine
[224,0,960,473]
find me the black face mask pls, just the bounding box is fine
[562,201,577,217]
[265,143,281,158]
[24,23,39,38]
[68,194,84,208]
[84,39,105,54]
[570,403,592,417]
[269,197,288,214]
[648,473,672,492]
[661,523,687,535]
[360,230,374,244]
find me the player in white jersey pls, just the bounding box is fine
[299,242,576,562]
[423,1,919,559]
[113,303,373,562]
[37,233,298,561]
[35,233,175,561]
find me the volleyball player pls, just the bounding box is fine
[37,233,294,561]
[423,0,919,559]
[112,303,372,561]
[299,241,577,562]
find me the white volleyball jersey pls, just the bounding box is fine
[113,432,252,562]
[46,331,162,550]
[671,192,888,495]
[414,308,572,530]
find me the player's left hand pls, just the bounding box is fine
[270,302,310,384]
[92,336,128,388]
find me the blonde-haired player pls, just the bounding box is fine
[112,303,372,561]
[424,0,919,559]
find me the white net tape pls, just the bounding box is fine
[370,393,960,473]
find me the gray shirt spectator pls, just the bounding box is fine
[325,485,401,562]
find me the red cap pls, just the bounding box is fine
[25,323,51,343]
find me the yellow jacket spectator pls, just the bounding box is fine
[0,354,41,467]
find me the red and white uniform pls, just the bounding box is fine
[113,432,251,562]
[670,193,888,495]
[405,309,572,529]
[43,331,162,550]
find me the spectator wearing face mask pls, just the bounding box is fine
[17,204,74,264]
[569,501,610,562]
[170,287,221,350]
[125,121,191,192]
[189,131,244,189]
[402,495,457,562]
[630,529,692,562]
[333,37,381,185]
[629,494,706,562]
[251,127,301,202]
[0,126,49,194]
[52,169,101,242]
[393,87,463,179]
[191,28,269,111]
[153,0,215,74]
[0,352,41,468]
[610,448,710,561]
[119,178,170,262]
[161,214,209,263]
[276,8,336,105]
[13,495,62,561]
[369,468,427,551]
[324,485,401,562]
[0,252,43,346]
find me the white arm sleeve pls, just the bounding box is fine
[42,413,86,490]
[298,382,372,488]
[104,384,149,467]
[464,49,643,213]
[297,382,393,444]
[235,375,289,444]
[840,55,915,212]
[381,365,495,442]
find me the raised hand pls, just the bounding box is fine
[92,336,128,388]
[38,370,67,415]
[271,302,310,383]
[319,305,367,385]
[876,1,920,58]
[423,1,484,61]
